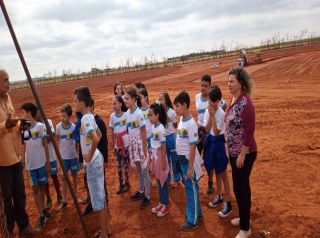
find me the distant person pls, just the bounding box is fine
[109,96,130,194]
[114,82,125,97]
[114,82,127,111]
[159,92,181,187]
[134,81,146,94]
[174,91,203,231]
[55,104,81,212]
[204,86,232,218]
[0,69,39,236]
[73,86,112,237]
[225,67,257,238]
[21,102,52,229]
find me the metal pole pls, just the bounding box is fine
[0,1,90,237]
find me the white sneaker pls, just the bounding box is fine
[235,229,251,238]
[231,218,252,227]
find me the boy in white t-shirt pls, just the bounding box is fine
[36,111,62,209]
[174,91,203,231]
[195,74,214,195]
[74,86,112,237]
[21,103,52,229]
[56,103,80,212]
[204,86,232,218]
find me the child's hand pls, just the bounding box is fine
[208,105,214,116]
[83,154,92,163]
[186,167,193,179]
[45,162,51,174]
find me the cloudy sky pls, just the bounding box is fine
[1,0,319,82]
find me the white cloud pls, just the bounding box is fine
[0,0,319,81]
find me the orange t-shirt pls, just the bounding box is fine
[0,93,21,166]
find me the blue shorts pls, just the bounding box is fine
[85,154,105,211]
[49,160,58,175]
[204,134,228,174]
[29,166,48,186]
[62,158,80,174]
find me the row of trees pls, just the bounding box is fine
[11,30,320,88]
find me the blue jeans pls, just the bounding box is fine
[178,155,202,225]
[166,133,181,183]
[158,176,169,205]
[85,154,105,211]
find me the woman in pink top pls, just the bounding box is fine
[224,67,257,238]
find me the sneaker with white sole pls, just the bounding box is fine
[218,201,232,218]
[235,229,251,238]
[151,203,163,214]
[156,205,169,218]
[208,194,223,208]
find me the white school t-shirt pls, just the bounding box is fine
[141,106,152,139]
[195,93,209,126]
[44,119,56,162]
[151,123,166,149]
[166,108,177,136]
[109,112,129,148]
[176,116,198,156]
[56,122,77,160]
[80,113,100,163]
[203,107,225,136]
[109,112,127,134]
[126,107,146,138]
[24,122,47,170]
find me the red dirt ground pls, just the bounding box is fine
[9,43,320,238]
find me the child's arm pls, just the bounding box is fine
[211,112,221,136]
[110,128,116,156]
[42,138,51,172]
[173,122,178,129]
[84,131,100,163]
[187,144,196,179]
[140,127,147,157]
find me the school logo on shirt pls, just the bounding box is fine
[178,128,188,138]
[66,132,72,140]
[85,137,92,145]
[143,112,149,120]
[120,119,126,126]
[153,132,160,140]
[168,116,172,122]
[31,130,42,139]
[128,120,140,129]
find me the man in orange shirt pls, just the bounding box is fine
[0,69,38,237]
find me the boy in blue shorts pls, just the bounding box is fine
[21,102,52,229]
[74,86,112,237]
[174,91,203,231]
[55,103,81,211]
[36,110,62,209]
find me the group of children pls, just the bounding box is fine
[21,74,233,236]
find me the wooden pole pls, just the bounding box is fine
[0,1,90,237]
